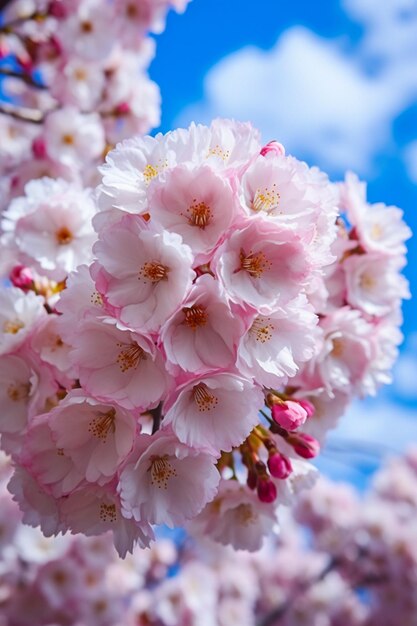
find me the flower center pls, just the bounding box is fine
[192,383,218,412]
[74,67,87,81]
[186,200,212,229]
[62,134,74,146]
[3,319,24,334]
[251,184,280,214]
[331,337,344,358]
[126,3,138,18]
[80,20,93,33]
[249,317,274,343]
[99,503,117,523]
[359,272,375,290]
[117,342,146,372]
[182,305,208,330]
[139,261,169,283]
[7,382,31,402]
[206,144,230,161]
[143,161,167,185]
[52,571,67,586]
[239,248,271,278]
[55,226,73,245]
[88,408,116,441]
[148,455,177,489]
[371,223,383,240]
[235,503,258,526]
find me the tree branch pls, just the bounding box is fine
[257,557,339,626]
[0,102,44,123]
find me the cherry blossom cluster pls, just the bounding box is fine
[0,119,410,556]
[2,447,417,626]
[0,0,190,212]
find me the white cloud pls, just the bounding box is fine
[329,396,417,454]
[177,4,417,176]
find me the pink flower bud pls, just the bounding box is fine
[32,137,47,159]
[116,102,131,115]
[48,0,68,18]
[257,477,277,503]
[297,399,315,418]
[260,140,285,158]
[271,400,308,431]
[288,433,320,459]
[10,266,34,291]
[267,452,293,479]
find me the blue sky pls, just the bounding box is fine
[151,0,417,481]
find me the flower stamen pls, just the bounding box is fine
[3,319,24,334]
[88,408,116,441]
[182,305,208,330]
[7,382,30,402]
[251,184,280,214]
[139,261,169,283]
[249,317,274,343]
[99,503,117,522]
[117,342,146,372]
[186,199,212,229]
[148,455,177,489]
[55,226,73,245]
[239,248,271,278]
[193,383,218,412]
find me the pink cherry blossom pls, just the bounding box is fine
[190,479,277,551]
[60,484,154,558]
[214,219,312,311]
[93,214,195,333]
[163,372,264,456]
[118,431,220,527]
[0,287,45,355]
[237,295,319,387]
[344,252,410,317]
[161,275,243,375]
[70,318,171,411]
[149,163,237,263]
[47,391,137,485]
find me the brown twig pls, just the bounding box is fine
[257,557,340,626]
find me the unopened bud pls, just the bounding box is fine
[257,477,277,503]
[48,0,68,18]
[271,400,308,431]
[32,137,47,159]
[267,452,293,479]
[288,433,320,459]
[116,102,131,115]
[260,140,285,158]
[297,399,315,418]
[10,266,34,291]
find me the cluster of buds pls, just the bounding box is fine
[0,119,410,555]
